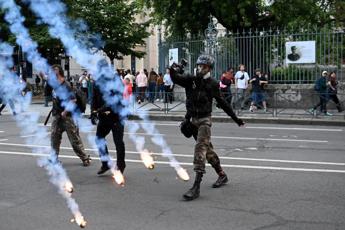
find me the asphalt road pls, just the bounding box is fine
[0,115,345,230]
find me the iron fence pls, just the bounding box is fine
[159,27,345,84]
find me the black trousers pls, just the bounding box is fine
[96,117,126,170]
[164,86,173,103]
[328,94,343,112]
[313,93,328,113]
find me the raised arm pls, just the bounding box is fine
[169,67,193,88]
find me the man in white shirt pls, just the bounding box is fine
[163,68,174,103]
[234,64,249,109]
[79,70,89,98]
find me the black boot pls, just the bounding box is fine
[97,161,110,175]
[212,171,228,188]
[211,162,229,188]
[183,173,203,201]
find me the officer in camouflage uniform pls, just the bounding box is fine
[170,55,244,201]
[50,64,91,166]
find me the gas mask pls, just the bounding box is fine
[196,64,209,77]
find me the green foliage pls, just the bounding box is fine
[1,0,150,62]
[140,0,342,38]
[67,0,150,61]
[271,66,318,84]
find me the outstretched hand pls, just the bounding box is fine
[237,118,245,127]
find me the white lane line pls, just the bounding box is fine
[246,126,343,132]
[0,142,342,166]
[0,131,4,133]
[40,122,180,127]
[211,136,327,143]
[127,122,179,126]
[0,150,345,174]
[0,139,8,142]
[82,130,327,143]
[20,132,51,138]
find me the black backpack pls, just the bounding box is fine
[314,78,321,92]
[74,89,87,113]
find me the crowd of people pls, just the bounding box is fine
[117,68,175,104]
[218,64,270,113]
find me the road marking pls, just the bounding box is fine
[0,150,345,174]
[0,142,342,166]
[0,139,8,142]
[0,131,4,133]
[20,132,51,138]
[40,122,180,127]
[246,126,343,132]
[83,130,327,143]
[211,136,327,143]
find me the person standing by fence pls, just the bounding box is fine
[156,72,165,102]
[136,69,148,104]
[163,68,174,103]
[219,67,234,106]
[234,64,250,110]
[148,68,158,103]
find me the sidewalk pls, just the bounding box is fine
[1,99,344,126]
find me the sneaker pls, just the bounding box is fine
[264,108,267,113]
[156,99,160,102]
[324,112,333,116]
[249,106,254,112]
[308,108,315,114]
[97,165,110,175]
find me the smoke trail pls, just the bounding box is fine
[0,43,86,228]
[0,0,129,189]
[24,0,190,180]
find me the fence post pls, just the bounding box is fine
[273,92,277,117]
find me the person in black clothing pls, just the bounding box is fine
[92,75,126,175]
[249,69,268,112]
[328,72,343,112]
[170,55,245,201]
[310,71,332,116]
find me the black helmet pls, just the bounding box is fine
[196,55,214,69]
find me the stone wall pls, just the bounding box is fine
[173,83,345,109]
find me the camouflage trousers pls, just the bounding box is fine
[191,116,221,174]
[51,115,88,161]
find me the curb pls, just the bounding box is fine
[128,114,345,126]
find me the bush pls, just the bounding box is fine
[270,66,318,84]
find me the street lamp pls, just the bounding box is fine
[204,16,218,77]
[204,16,218,56]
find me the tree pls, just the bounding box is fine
[140,0,342,38]
[1,0,150,64]
[66,0,150,63]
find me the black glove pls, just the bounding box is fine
[170,63,184,74]
[90,112,98,125]
[236,118,245,127]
